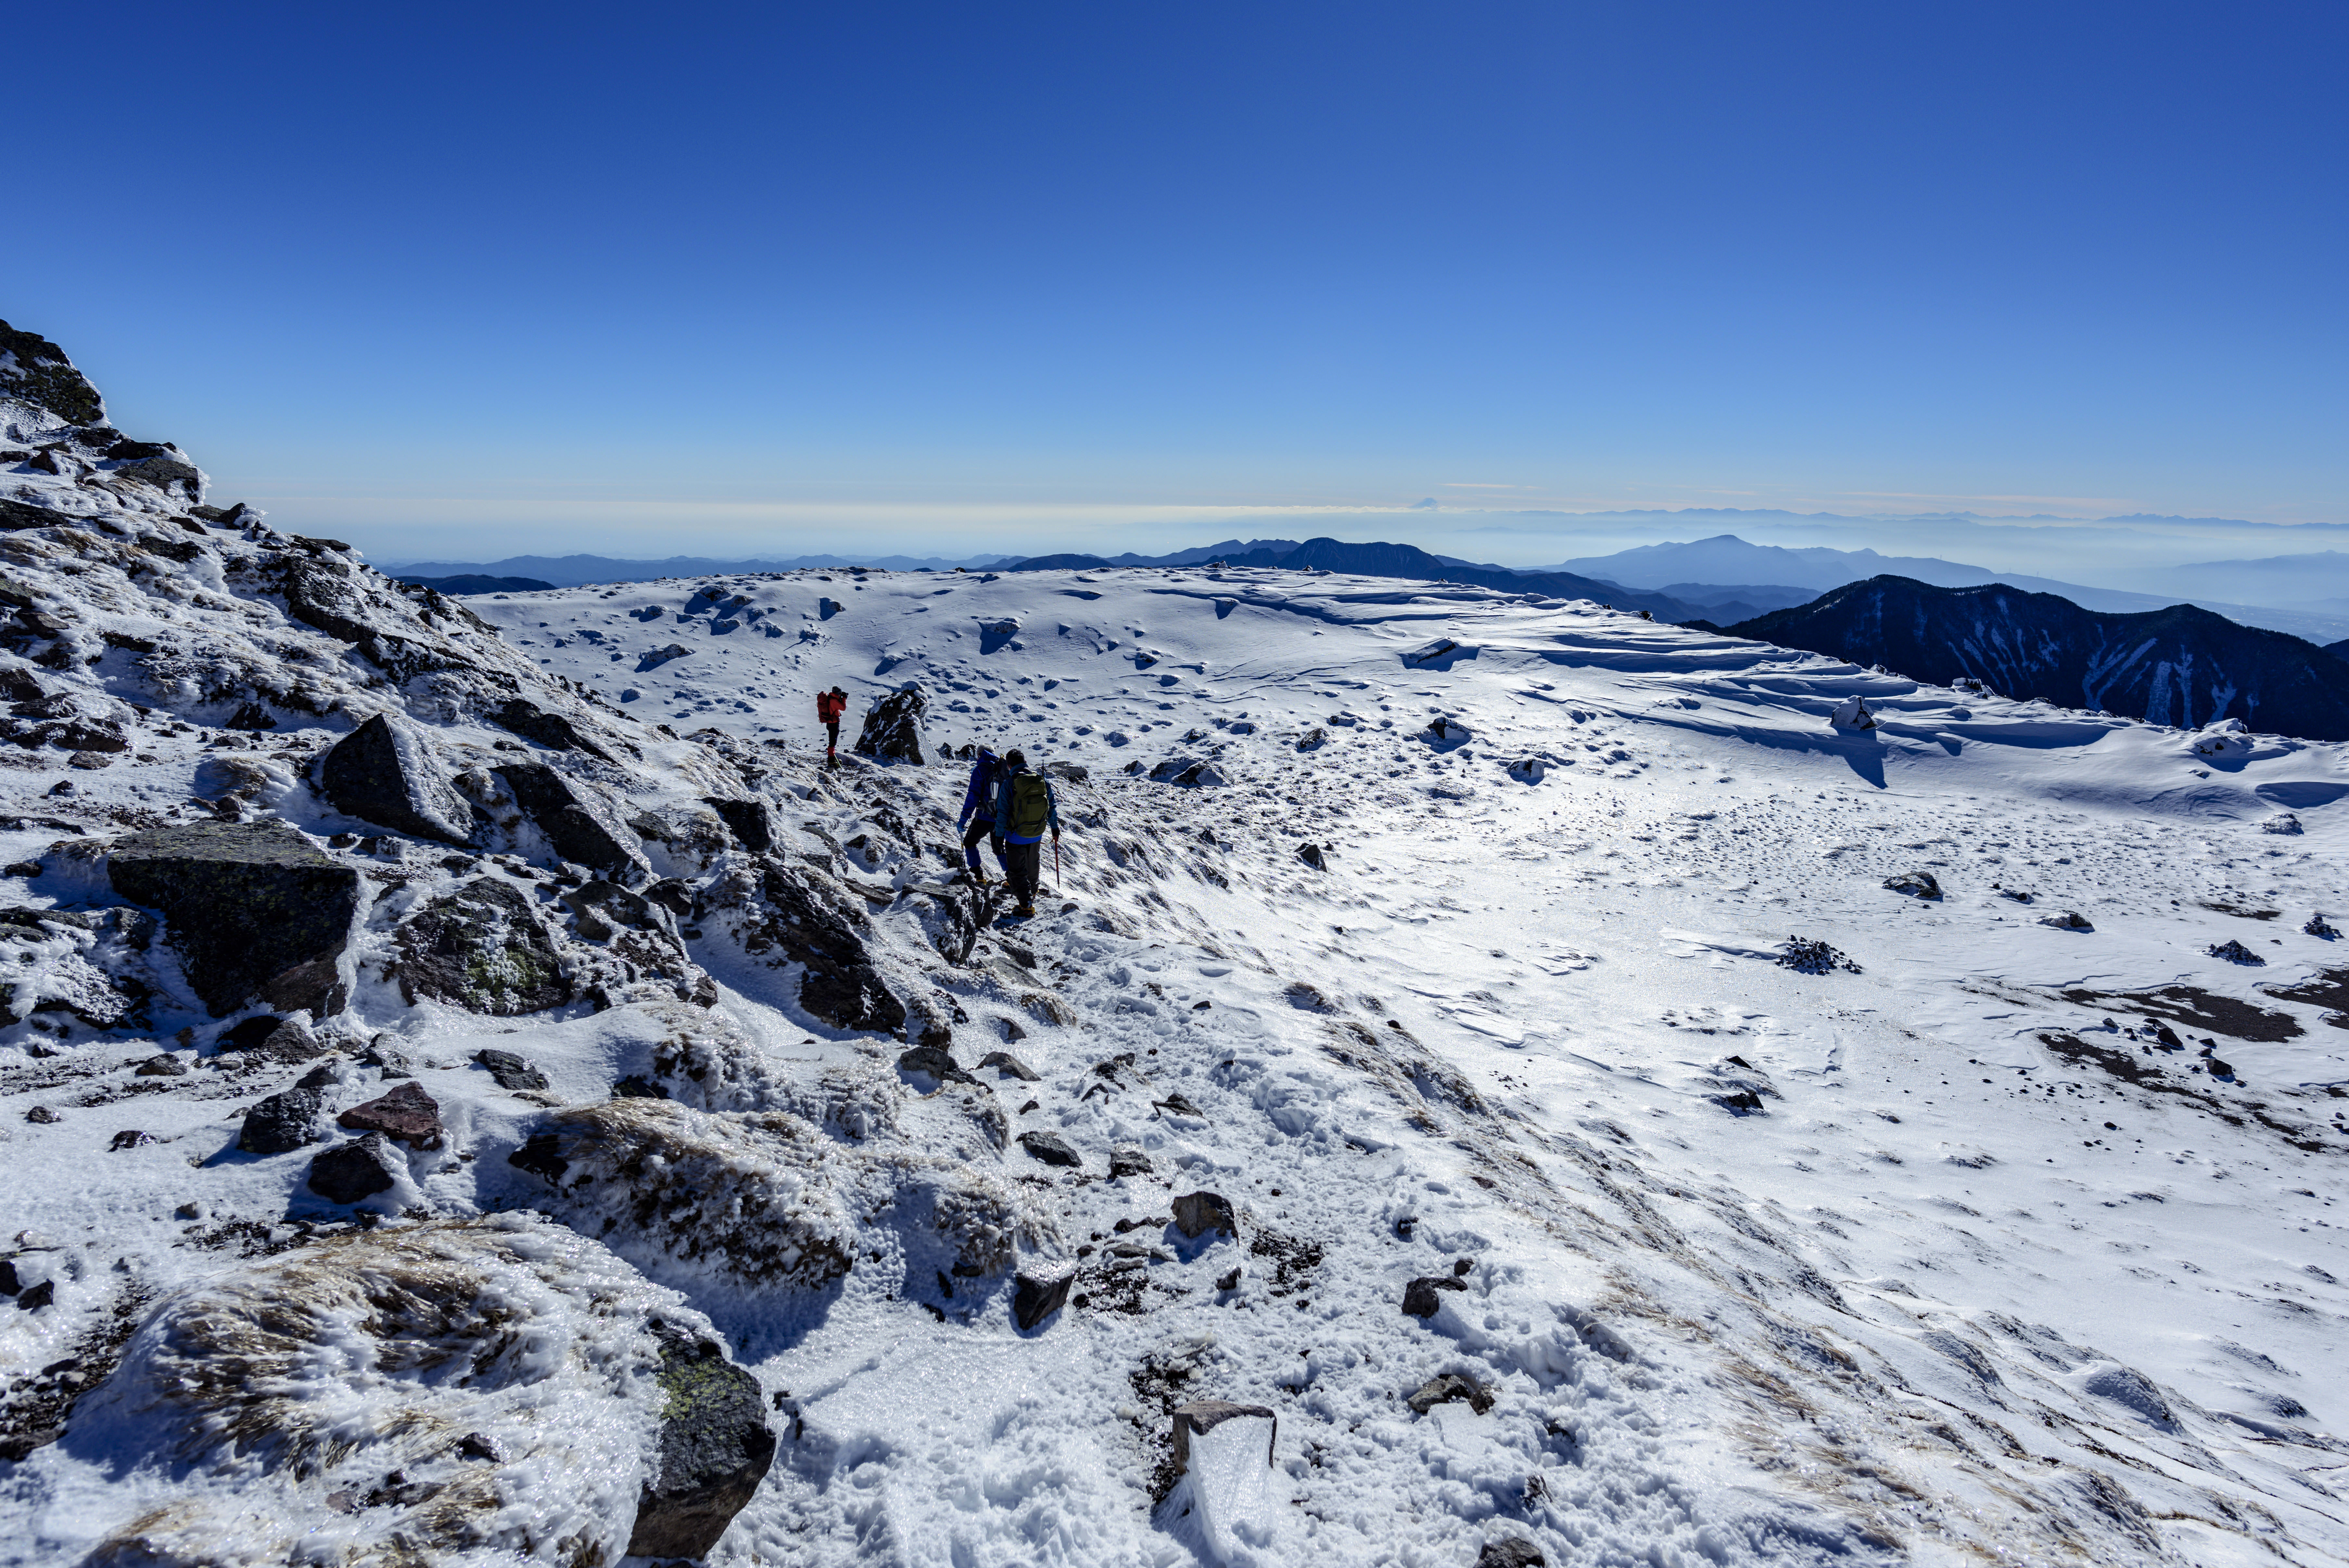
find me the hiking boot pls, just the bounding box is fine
[1014,902,1036,919]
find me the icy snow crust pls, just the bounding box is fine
[0,467,2343,1566]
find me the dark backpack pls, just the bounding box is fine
[1006,771,1052,838]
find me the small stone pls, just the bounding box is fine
[237,1086,328,1154]
[611,1073,669,1100]
[308,1132,407,1204]
[896,1045,974,1086]
[979,1049,1039,1081]
[1478,1539,1547,1568]
[108,1129,153,1151]
[1017,1129,1082,1168]
[1215,1267,1241,1291]
[4,861,41,878]
[17,1279,55,1310]
[1108,1144,1153,1179]
[1452,1256,1473,1277]
[2037,910,2093,931]
[1011,1270,1073,1330]
[1154,1092,1204,1117]
[1402,1275,1468,1318]
[2208,938,2263,965]
[133,1053,188,1077]
[1172,1190,1236,1239]
[173,1201,204,1220]
[456,1431,505,1462]
[2208,1058,2236,1078]
[507,1131,568,1181]
[1296,842,1326,870]
[0,1260,16,1295]
[24,1105,60,1125]
[1406,1373,1492,1415]
[336,1080,444,1148]
[475,1047,551,1090]
[1883,870,1940,899]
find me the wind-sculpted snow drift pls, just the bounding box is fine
[1,323,2347,1566]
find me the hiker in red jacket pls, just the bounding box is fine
[817,685,848,764]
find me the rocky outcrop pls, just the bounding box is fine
[106,821,359,1016]
[68,1216,755,1568]
[394,877,570,1014]
[0,320,106,428]
[494,762,650,885]
[853,683,927,764]
[493,697,614,761]
[701,858,906,1033]
[319,712,475,845]
[703,795,773,851]
[626,1320,779,1559]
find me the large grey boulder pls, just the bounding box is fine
[852,683,927,764]
[625,1320,779,1559]
[307,1132,406,1203]
[319,712,474,845]
[493,698,614,762]
[238,1085,328,1154]
[702,859,906,1034]
[107,821,359,1016]
[394,878,570,1014]
[493,762,649,885]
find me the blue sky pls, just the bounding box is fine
[10,2,2344,567]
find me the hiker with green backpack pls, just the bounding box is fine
[991,749,1061,918]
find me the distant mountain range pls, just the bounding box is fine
[1714,576,2349,741]
[395,573,556,594]
[1552,534,2349,644]
[379,551,1017,585]
[1008,538,1719,621]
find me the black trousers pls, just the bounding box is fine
[962,817,1004,872]
[824,720,839,754]
[1005,839,1043,905]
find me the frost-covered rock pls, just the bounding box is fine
[2189,717,2253,756]
[305,1130,408,1204]
[237,1084,329,1154]
[1159,1399,1278,1564]
[57,1215,763,1568]
[515,1097,1051,1297]
[627,1319,779,1558]
[493,761,651,885]
[1829,695,1878,730]
[699,857,906,1033]
[104,821,358,1016]
[318,711,475,845]
[394,876,571,1014]
[853,681,928,764]
[1883,870,1941,899]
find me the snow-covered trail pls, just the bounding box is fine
[462,564,2349,1566]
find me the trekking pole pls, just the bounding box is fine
[1054,838,1061,893]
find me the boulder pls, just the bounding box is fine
[1018,1129,1082,1168]
[337,1080,443,1148]
[625,1321,779,1559]
[395,878,570,1014]
[318,713,475,845]
[307,1132,407,1204]
[492,698,613,762]
[1883,870,1941,899]
[107,821,360,1016]
[1012,1270,1073,1330]
[1405,1373,1492,1415]
[493,762,650,885]
[897,1045,974,1087]
[1109,1144,1154,1178]
[2208,938,2261,964]
[852,683,927,764]
[1296,842,1326,870]
[64,1215,755,1567]
[703,859,905,1034]
[1402,1274,1467,1318]
[702,796,774,851]
[238,1085,328,1154]
[980,1049,1039,1081]
[1172,1191,1236,1239]
[133,1053,188,1077]
[2039,910,2094,931]
[1479,1540,1547,1568]
[475,1048,550,1091]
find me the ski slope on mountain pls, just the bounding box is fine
[448,562,2349,1566]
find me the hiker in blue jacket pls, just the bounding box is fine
[992,749,1060,918]
[955,747,1008,885]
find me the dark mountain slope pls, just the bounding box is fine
[1727,576,2349,741]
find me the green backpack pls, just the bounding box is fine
[1006,771,1053,837]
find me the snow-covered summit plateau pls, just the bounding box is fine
[0,323,2345,1567]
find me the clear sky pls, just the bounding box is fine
[10,1,2345,566]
